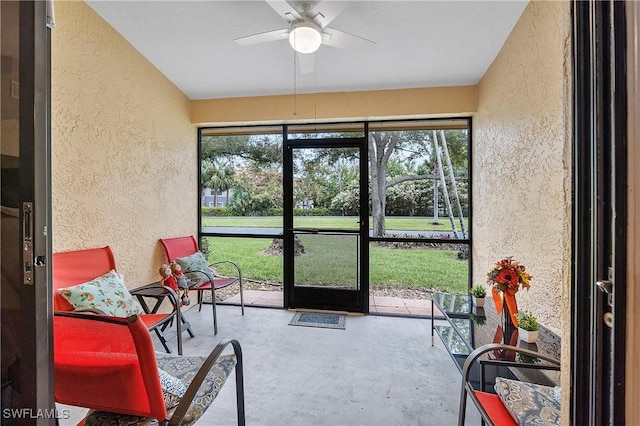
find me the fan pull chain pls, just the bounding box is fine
[293,41,298,116]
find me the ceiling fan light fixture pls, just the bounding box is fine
[289,21,322,54]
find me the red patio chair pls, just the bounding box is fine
[54,311,245,425]
[160,236,244,335]
[53,246,193,355]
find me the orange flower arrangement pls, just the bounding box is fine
[486,257,532,327]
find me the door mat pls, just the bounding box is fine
[288,312,346,330]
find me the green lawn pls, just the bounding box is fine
[202,215,468,232]
[205,235,468,295]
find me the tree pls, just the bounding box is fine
[227,170,282,215]
[330,180,361,215]
[201,133,283,213]
[369,132,398,236]
[439,130,467,238]
[202,161,234,206]
[369,131,440,237]
[200,127,469,234]
[432,130,459,238]
[201,134,281,168]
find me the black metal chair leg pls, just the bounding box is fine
[155,329,171,354]
[175,308,182,355]
[212,289,218,335]
[239,276,244,316]
[182,312,196,338]
[234,343,245,426]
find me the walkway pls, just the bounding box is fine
[223,290,444,316]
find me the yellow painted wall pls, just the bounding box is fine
[192,86,476,125]
[51,1,196,286]
[472,0,571,419]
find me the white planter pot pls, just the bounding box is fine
[472,296,485,307]
[518,328,539,343]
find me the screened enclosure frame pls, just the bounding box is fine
[197,117,473,311]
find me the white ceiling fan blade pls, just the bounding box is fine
[235,28,289,46]
[297,52,315,74]
[265,0,302,23]
[322,27,376,49]
[308,1,351,28]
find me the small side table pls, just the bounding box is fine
[430,291,561,391]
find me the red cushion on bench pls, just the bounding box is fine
[473,390,517,426]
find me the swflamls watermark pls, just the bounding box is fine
[2,408,70,419]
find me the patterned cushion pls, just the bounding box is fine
[158,368,186,409]
[176,251,211,285]
[553,386,561,404]
[494,377,561,426]
[82,352,237,426]
[57,269,143,317]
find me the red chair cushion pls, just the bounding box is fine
[140,313,171,329]
[473,391,517,426]
[193,278,236,291]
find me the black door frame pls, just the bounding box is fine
[1,0,53,419]
[572,1,627,424]
[282,124,370,312]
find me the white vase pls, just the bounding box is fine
[472,296,485,307]
[518,327,539,343]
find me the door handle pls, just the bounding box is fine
[596,280,613,307]
[23,202,34,285]
[596,266,614,307]
[596,279,612,292]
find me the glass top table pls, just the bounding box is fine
[430,291,561,391]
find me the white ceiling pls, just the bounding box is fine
[86,0,529,100]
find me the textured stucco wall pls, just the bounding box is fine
[474,0,570,336]
[51,1,196,286]
[473,0,572,418]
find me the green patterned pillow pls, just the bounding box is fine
[57,269,143,317]
[176,251,211,285]
[494,377,561,426]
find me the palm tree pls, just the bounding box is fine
[201,160,235,207]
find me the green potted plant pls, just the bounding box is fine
[515,310,539,343]
[470,285,487,307]
[470,312,486,326]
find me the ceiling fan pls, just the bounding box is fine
[234,0,376,74]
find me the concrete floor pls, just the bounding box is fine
[58,305,480,426]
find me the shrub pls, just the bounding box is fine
[202,207,233,216]
[292,207,340,216]
[265,207,283,216]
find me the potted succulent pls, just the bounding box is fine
[470,285,487,307]
[515,310,539,343]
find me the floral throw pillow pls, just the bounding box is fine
[57,269,143,317]
[494,377,561,426]
[176,251,211,285]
